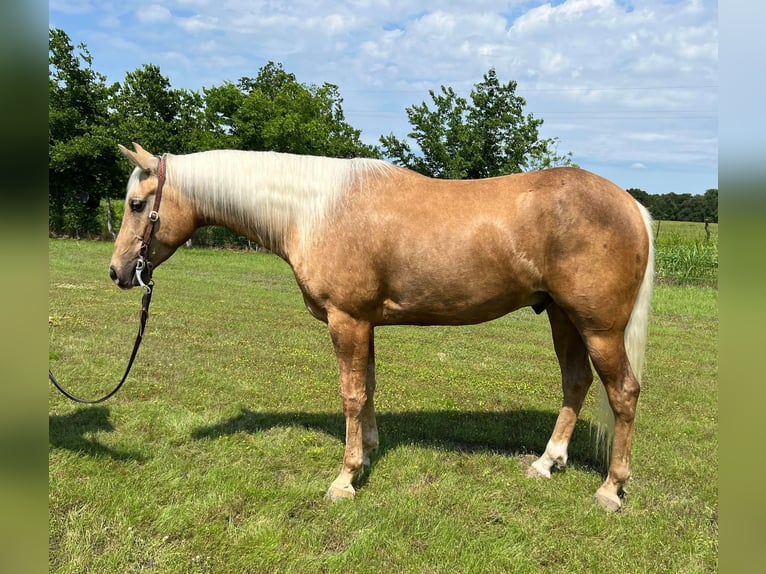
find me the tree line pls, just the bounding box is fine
[627,188,717,223]
[49,28,716,237]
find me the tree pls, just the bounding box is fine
[626,187,718,223]
[626,188,653,211]
[200,82,245,150]
[379,68,576,179]
[204,62,378,158]
[703,188,718,222]
[49,28,122,235]
[676,194,702,222]
[111,64,207,155]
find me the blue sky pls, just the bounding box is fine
[50,0,718,195]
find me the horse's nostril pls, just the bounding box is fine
[109,266,118,282]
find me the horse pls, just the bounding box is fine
[109,143,654,511]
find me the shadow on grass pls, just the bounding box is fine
[191,408,605,475]
[49,407,146,462]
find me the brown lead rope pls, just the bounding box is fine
[49,154,166,404]
[48,283,154,404]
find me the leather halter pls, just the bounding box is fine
[49,154,168,404]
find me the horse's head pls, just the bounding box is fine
[109,143,196,289]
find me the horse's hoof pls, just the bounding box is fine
[593,488,622,512]
[525,457,552,479]
[325,483,356,502]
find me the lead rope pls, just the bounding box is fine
[48,285,154,403]
[49,154,166,403]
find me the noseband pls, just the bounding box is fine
[49,154,168,404]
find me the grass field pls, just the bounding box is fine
[49,236,718,573]
[652,220,718,287]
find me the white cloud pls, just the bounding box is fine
[512,0,613,33]
[322,13,356,35]
[628,132,674,143]
[98,15,120,29]
[137,5,172,24]
[411,11,457,38]
[539,48,570,76]
[49,0,95,15]
[178,14,218,33]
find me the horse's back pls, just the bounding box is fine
[366,166,648,279]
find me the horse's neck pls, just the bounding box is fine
[173,151,343,257]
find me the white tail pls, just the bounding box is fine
[593,201,655,468]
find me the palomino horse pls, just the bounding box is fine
[110,143,653,511]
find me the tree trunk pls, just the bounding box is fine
[106,197,116,240]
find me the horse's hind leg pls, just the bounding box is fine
[361,333,379,468]
[529,303,593,478]
[585,331,640,512]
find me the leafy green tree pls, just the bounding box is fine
[111,64,207,155]
[49,28,122,235]
[380,68,575,179]
[676,194,702,222]
[200,82,245,150]
[627,187,717,223]
[626,188,653,211]
[204,62,378,158]
[703,188,718,222]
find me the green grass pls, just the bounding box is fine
[653,220,718,287]
[49,239,718,573]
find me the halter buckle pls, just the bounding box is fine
[149,210,159,222]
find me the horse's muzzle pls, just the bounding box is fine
[110,264,132,289]
[110,255,155,290]
[109,263,143,289]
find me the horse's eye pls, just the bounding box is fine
[130,199,146,213]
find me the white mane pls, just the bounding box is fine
[165,150,394,254]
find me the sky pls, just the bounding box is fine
[49,0,718,196]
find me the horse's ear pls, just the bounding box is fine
[117,143,159,172]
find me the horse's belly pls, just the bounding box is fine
[373,249,544,325]
[378,285,540,326]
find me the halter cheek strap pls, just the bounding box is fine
[135,154,168,294]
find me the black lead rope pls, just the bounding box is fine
[48,283,154,404]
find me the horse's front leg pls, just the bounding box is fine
[325,309,373,501]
